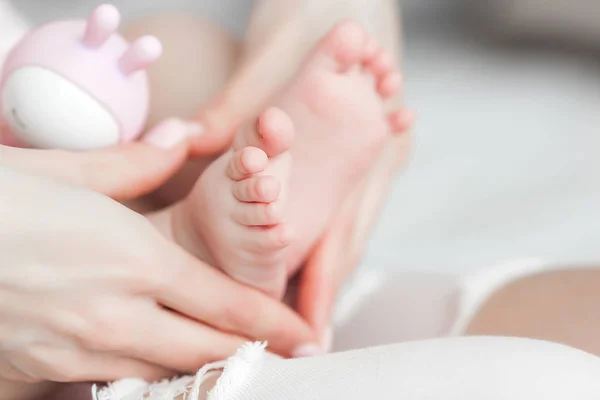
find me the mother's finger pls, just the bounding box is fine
[0,118,198,200]
[2,348,171,383]
[150,242,319,357]
[296,223,348,337]
[127,306,244,372]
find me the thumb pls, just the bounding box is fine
[0,118,198,200]
[189,105,239,156]
[296,219,352,340]
[189,62,290,157]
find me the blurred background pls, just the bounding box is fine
[368,0,600,275]
[9,0,600,276]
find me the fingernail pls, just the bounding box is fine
[143,119,203,149]
[186,121,204,136]
[143,120,187,149]
[321,326,333,354]
[292,343,325,358]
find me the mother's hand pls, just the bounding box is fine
[0,118,201,200]
[0,166,317,388]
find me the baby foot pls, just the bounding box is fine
[271,20,406,266]
[175,21,404,297]
[176,108,294,299]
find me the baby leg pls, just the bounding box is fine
[464,267,600,357]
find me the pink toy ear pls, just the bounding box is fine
[83,4,120,48]
[118,36,162,75]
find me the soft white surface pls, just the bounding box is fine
[7,0,600,275]
[98,337,600,400]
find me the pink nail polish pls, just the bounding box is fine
[186,121,204,136]
[292,343,324,358]
[143,118,197,149]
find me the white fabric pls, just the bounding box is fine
[96,337,600,400]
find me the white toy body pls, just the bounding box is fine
[0,4,162,150]
[2,66,120,149]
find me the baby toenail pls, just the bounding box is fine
[143,118,188,149]
[243,148,267,171]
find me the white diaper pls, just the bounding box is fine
[332,257,571,350]
[449,257,567,335]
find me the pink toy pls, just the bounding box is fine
[0,4,162,150]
